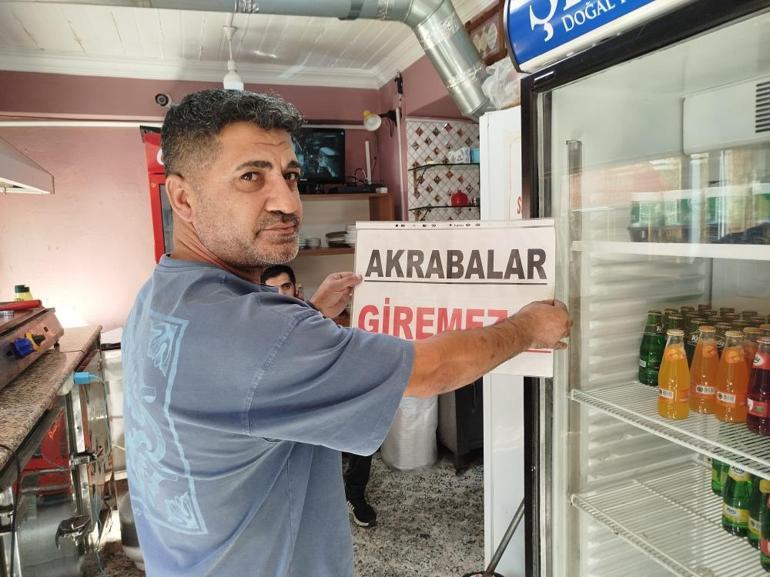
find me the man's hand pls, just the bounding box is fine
[309,272,363,319]
[512,300,571,350]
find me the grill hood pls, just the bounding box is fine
[0,137,54,195]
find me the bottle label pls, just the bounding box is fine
[639,359,647,368]
[754,352,770,370]
[750,517,761,537]
[748,398,769,417]
[695,385,716,396]
[723,504,749,525]
[717,391,745,406]
[658,387,688,402]
[728,467,751,482]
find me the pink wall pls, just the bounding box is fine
[0,126,152,330]
[0,72,381,330]
[0,62,464,330]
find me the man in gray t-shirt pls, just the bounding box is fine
[124,89,570,577]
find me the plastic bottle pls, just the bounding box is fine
[657,329,689,420]
[748,337,770,436]
[689,326,719,414]
[715,331,750,423]
[722,466,752,537]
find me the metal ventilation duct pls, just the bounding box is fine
[24,0,494,119]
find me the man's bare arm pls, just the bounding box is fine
[405,300,570,398]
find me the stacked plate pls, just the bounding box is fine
[344,224,357,246]
[325,231,348,247]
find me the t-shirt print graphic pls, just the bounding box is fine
[125,312,208,535]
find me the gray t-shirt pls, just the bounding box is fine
[123,256,414,577]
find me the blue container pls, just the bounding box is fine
[470,148,480,164]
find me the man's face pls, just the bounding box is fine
[264,272,297,297]
[186,122,303,270]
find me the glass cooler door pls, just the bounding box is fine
[533,6,770,577]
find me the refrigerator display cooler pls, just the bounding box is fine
[506,1,770,576]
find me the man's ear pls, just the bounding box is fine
[165,174,195,224]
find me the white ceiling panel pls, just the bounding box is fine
[0,0,497,88]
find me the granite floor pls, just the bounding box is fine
[97,451,485,577]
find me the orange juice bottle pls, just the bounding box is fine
[715,330,750,422]
[690,326,719,414]
[658,329,690,420]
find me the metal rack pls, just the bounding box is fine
[572,383,770,478]
[572,466,763,577]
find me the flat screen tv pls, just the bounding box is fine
[293,127,345,184]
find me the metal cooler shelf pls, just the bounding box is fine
[572,467,763,577]
[571,383,770,479]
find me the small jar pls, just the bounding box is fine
[14,285,33,301]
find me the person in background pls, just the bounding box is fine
[123,88,570,577]
[261,263,378,528]
[260,264,301,298]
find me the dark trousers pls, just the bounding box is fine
[343,453,372,501]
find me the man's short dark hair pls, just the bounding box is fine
[161,89,304,178]
[260,264,296,286]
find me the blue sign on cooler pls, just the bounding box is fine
[504,0,687,73]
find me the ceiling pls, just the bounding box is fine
[0,0,495,89]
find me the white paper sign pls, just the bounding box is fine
[351,219,556,377]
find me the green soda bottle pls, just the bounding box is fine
[761,481,770,572]
[750,477,770,548]
[639,324,665,386]
[685,318,705,366]
[722,466,752,536]
[712,459,728,496]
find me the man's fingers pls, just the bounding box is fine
[326,272,362,290]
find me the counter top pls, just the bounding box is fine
[0,325,101,473]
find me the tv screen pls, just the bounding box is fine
[293,128,345,184]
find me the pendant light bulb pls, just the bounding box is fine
[222,23,244,91]
[223,60,244,91]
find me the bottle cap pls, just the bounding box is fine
[667,329,684,337]
[725,330,744,339]
[758,337,770,345]
[14,285,26,292]
[699,326,716,333]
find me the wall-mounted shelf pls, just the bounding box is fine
[300,193,381,201]
[408,204,480,212]
[296,247,354,257]
[408,162,479,172]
